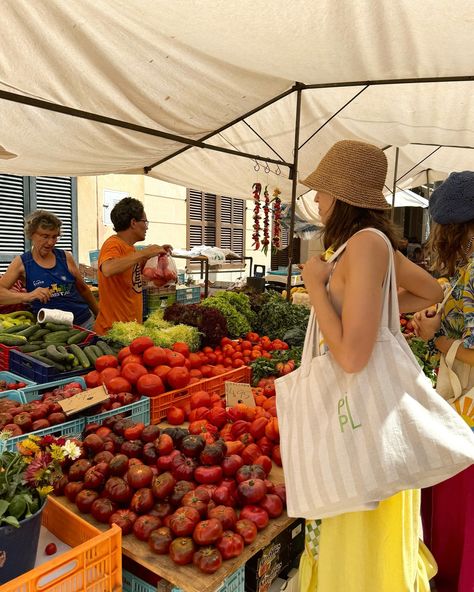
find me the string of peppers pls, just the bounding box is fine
[252,182,262,250]
[261,185,270,254]
[271,188,282,252]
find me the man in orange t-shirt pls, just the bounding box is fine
[94,197,171,335]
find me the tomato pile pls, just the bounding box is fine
[58,417,286,574]
[0,381,84,436]
[84,334,290,399]
[0,379,28,393]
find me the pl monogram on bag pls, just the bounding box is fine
[276,228,474,520]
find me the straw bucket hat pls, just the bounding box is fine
[301,140,390,210]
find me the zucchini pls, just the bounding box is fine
[69,344,91,369]
[17,324,42,338]
[0,334,27,346]
[96,340,114,355]
[2,323,31,334]
[19,344,42,353]
[67,331,88,345]
[83,345,99,365]
[44,322,72,332]
[46,344,74,364]
[44,331,71,344]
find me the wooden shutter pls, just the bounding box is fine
[35,176,75,253]
[0,174,26,273]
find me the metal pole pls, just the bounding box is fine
[285,88,303,302]
[391,147,400,221]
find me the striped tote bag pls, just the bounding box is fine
[276,229,474,520]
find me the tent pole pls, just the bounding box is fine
[285,87,303,302]
[391,147,400,221]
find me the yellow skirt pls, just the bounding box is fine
[299,490,437,592]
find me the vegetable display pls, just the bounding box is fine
[256,293,310,341]
[163,304,227,348]
[200,292,254,338]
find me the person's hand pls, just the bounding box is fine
[300,255,334,288]
[411,309,441,341]
[27,287,51,303]
[141,244,173,260]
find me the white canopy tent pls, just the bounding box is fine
[0,0,473,289]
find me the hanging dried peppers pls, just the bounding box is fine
[261,185,270,254]
[252,182,262,250]
[271,187,282,251]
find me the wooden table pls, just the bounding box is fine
[57,464,296,592]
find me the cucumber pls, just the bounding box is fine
[0,334,27,346]
[19,344,42,353]
[67,331,88,345]
[96,340,114,355]
[44,322,72,332]
[69,344,91,369]
[7,311,35,321]
[17,324,42,338]
[2,323,31,334]
[31,329,50,340]
[46,344,74,364]
[83,345,99,365]
[44,331,71,343]
[30,349,48,358]
[29,340,46,346]
[30,353,67,371]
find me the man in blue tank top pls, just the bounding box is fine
[0,211,98,329]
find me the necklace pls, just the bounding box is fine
[463,234,474,255]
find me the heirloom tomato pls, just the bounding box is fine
[216,530,244,560]
[193,518,223,546]
[235,518,257,545]
[192,547,222,574]
[133,515,162,541]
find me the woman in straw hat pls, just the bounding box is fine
[297,140,442,592]
[412,171,474,592]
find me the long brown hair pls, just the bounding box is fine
[322,200,400,251]
[427,221,474,277]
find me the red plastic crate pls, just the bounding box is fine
[149,366,251,423]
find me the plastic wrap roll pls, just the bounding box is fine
[37,308,74,326]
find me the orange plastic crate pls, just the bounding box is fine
[0,496,122,592]
[150,366,251,423]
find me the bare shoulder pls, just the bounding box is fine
[345,230,390,261]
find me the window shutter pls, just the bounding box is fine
[0,174,26,273]
[35,176,74,252]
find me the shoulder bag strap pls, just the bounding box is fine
[442,339,464,401]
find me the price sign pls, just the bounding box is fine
[225,381,255,408]
[59,385,109,416]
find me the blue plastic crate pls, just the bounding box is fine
[21,376,87,403]
[0,370,36,392]
[9,348,90,384]
[0,389,26,404]
[122,570,155,592]
[85,396,150,426]
[175,286,201,305]
[89,249,99,266]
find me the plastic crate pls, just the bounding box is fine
[0,369,36,392]
[146,286,177,313]
[150,366,251,423]
[122,569,155,592]
[0,415,85,452]
[9,346,91,384]
[1,495,122,592]
[21,375,87,403]
[175,286,201,305]
[123,566,245,592]
[89,249,100,268]
[85,396,150,426]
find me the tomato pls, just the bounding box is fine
[200,364,213,378]
[109,454,129,476]
[83,466,106,490]
[151,472,176,499]
[130,337,155,355]
[106,376,132,394]
[189,369,203,380]
[200,441,226,466]
[153,364,171,382]
[141,424,161,443]
[126,464,153,489]
[95,355,119,373]
[265,417,279,442]
[169,507,201,537]
[142,346,169,367]
[193,546,222,574]
[142,442,159,465]
[98,367,120,386]
[259,493,284,518]
[194,465,223,484]
[109,509,137,534]
[190,390,211,410]
[193,518,223,546]
[68,459,92,482]
[254,455,272,476]
[188,408,210,423]
[91,497,117,524]
[167,350,186,367]
[121,354,143,366]
[172,342,190,357]
[235,464,266,483]
[148,526,173,555]
[206,406,227,429]
[117,346,131,363]
[271,445,282,467]
[130,487,155,514]
[75,489,99,514]
[169,537,196,566]
[216,530,244,560]
[44,543,57,556]
[120,363,148,385]
[132,514,162,541]
[84,370,101,388]
[169,480,195,506]
[180,434,205,458]
[149,501,173,520]
[235,518,258,545]
[238,478,266,504]
[246,332,259,343]
[230,419,251,437]
[242,443,263,465]
[239,505,269,530]
[249,417,268,440]
[166,406,185,425]
[208,505,238,530]
[212,485,236,508]
[120,439,143,459]
[167,367,190,390]
[171,454,198,481]
[221,454,244,477]
[136,373,165,397]
[256,436,273,457]
[105,476,133,504]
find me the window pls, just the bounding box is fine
[0,174,77,273]
[187,189,245,255]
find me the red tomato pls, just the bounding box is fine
[190,390,211,409]
[117,346,131,363]
[167,351,186,367]
[254,455,273,476]
[200,365,213,378]
[192,547,222,574]
[106,376,132,394]
[193,518,223,546]
[148,527,173,555]
[172,342,190,357]
[99,367,120,386]
[120,363,148,385]
[44,543,57,556]
[152,364,171,381]
[189,369,203,380]
[121,354,143,366]
[142,346,169,367]
[167,367,190,390]
[216,530,244,560]
[259,493,284,518]
[136,373,165,396]
[123,423,146,443]
[132,515,162,542]
[169,537,196,566]
[95,355,119,372]
[129,336,154,355]
[239,505,269,530]
[84,370,100,388]
[208,505,238,530]
[235,518,257,544]
[166,406,185,425]
[187,353,202,369]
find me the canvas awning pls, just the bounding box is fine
[0,0,472,204]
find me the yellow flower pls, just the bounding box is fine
[49,444,65,462]
[37,485,53,497]
[18,439,40,456]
